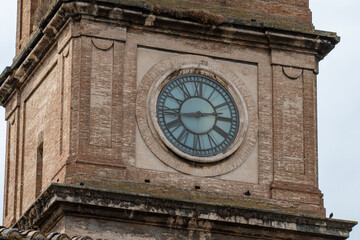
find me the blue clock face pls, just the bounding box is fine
[156,74,239,157]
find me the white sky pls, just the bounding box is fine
[0,1,358,238]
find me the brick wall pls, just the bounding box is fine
[16,0,56,55]
[151,0,312,25]
[3,24,72,225]
[15,0,312,56]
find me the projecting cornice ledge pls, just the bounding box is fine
[13,184,357,239]
[0,0,339,106]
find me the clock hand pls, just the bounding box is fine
[179,112,198,116]
[200,112,223,116]
[179,111,223,117]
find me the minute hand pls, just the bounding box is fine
[179,112,222,117]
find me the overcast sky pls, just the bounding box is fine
[0,1,359,238]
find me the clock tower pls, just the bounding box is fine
[0,0,356,239]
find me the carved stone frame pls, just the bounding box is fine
[136,55,258,176]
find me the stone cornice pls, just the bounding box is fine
[0,226,92,240]
[13,184,357,239]
[0,0,339,105]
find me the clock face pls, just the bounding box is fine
[156,74,239,158]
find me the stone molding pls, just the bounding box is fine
[282,66,304,80]
[13,184,357,239]
[0,0,339,105]
[0,226,92,240]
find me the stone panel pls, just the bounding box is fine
[89,38,114,147]
[136,53,258,177]
[273,65,305,175]
[135,47,258,182]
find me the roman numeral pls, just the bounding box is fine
[194,82,203,97]
[215,102,228,109]
[208,88,216,100]
[213,125,228,139]
[193,135,201,150]
[178,83,191,98]
[166,119,181,129]
[161,106,180,115]
[177,129,189,143]
[168,93,183,105]
[207,133,217,148]
[170,124,181,134]
[217,116,232,122]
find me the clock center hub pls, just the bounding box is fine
[180,97,216,134]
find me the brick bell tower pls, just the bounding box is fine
[0,0,356,239]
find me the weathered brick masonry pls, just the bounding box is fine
[0,0,356,239]
[15,0,313,55]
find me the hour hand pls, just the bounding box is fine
[179,112,197,117]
